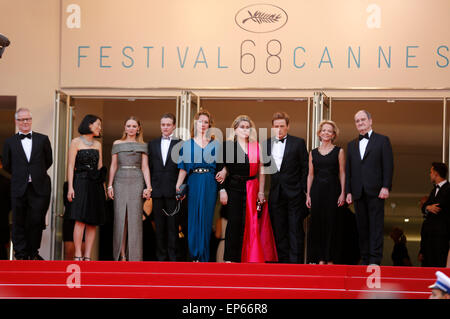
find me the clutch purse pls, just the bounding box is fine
[176,184,188,200]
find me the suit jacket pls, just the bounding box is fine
[421,181,450,236]
[2,132,53,197]
[148,137,181,198]
[345,132,393,200]
[263,134,309,199]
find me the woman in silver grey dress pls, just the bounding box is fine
[107,116,152,261]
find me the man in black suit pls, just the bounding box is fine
[148,113,182,261]
[2,108,53,260]
[263,112,309,263]
[419,162,450,267]
[345,110,393,266]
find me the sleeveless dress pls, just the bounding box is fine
[111,142,148,261]
[178,139,218,262]
[309,146,341,263]
[66,149,106,226]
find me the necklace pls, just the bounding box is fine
[80,135,94,146]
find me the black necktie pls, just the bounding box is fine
[276,137,286,143]
[359,133,369,141]
[20,133,32,140]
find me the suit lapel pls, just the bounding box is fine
[362,132,376,161]
[166,138,179,166]
[156,137,164,165]
[279,135,291,172]
[15,134,28,162]
[29,134,38,163]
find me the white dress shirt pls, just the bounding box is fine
[19,131,32,182]
[161,134,173,166]
[19,130,32,162]
[359,130,373,160]
[272,136,287,171]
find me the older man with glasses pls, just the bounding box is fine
[2,108,53,260]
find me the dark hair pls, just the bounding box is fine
[161,113,176,125]
[78,114,102,135]
[432,162,448,179]
[272,111,290,126]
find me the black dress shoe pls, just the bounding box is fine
[15,255,28,260]
[29,254,45,261]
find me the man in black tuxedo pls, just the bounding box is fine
[345,110,393,265]
[148,113,182,261]
[419,162,450,267]
[263,112,309,263]
[2,108,53,260]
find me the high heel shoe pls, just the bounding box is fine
[83,257,91,261]
[73,256,83,261]
[119,256,127,261]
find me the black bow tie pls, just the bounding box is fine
[435,184,441,189]
[276,137,286,143]
[359,133,369,141]
[20,133,32,140]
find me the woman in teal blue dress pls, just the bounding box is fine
[176,110,224,262]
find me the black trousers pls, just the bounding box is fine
[420,220,449,267]
[11,183,50,259]
[223,189,246,262]
[269,190,305,263]
[354,192,385,265]
[153,197,178,261]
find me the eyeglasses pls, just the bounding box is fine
[16,118,32,122]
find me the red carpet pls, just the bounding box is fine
[0,261,448,299]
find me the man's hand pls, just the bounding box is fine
[378,187,390,199]
[426,203,441,215]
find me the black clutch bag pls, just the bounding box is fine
[176,184,188,200]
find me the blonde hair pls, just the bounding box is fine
[120,116,144,143]
[228,115,257,143]
[191,109,215,140]
[317,120,339,142]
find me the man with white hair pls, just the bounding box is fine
[2,108,53,260]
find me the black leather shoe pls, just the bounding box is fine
[30,254,45,261]
[15,255,28,260]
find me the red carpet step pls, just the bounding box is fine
[0,261,448,299]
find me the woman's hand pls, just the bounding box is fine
[107,186,114,200]
[175,184,185,201]
[215,168,226,184]
[143,188,152,199]
[337,192,345,207]
[258,192,266,204]
[219,189,228,205]
[67,187,75,202]
[306,194,311,209]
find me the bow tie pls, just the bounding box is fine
[359,133,369,141]
[20,133,32,140]
[276,137,286,143]
[162,136,171,140]
[435,184,441,189]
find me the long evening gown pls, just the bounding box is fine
[309,146,341,263]
[178,139,218,262]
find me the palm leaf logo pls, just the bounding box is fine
[242,10,282,24]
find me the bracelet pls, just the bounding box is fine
[258,192,264,195]
[107,186,113,190]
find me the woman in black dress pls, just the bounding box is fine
[306,120,345,264]
[66,115,106,261]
